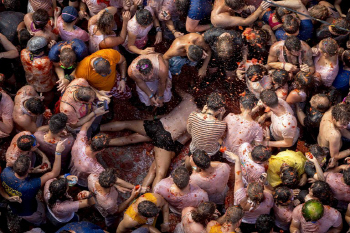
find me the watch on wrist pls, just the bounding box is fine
[121,77,127,81]
[156,26,162,32]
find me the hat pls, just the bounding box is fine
[27,36,48,53]
[62,6,78,23]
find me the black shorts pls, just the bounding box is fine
[143,120,183,153]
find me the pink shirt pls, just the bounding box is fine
[292,204,342,233]
[190,163,230,204]
[69,130,105,187]
[154,177,209,215]
[0,91,14,122]
[44,179,80,223]
[325,172,350,202]
[5,131,34,167]
[82,0,124,16]
[314,54,339,87]
[223,114,263,154]
[88,173,119,217]
[273,203,293,230]
[148,0,179,21]
[174,207,205,233]
[234,188,273,224]
[57,17,89,42]
[246,75,272,99]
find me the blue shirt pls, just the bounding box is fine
[0,167,41,216]
[48,39,88,63]
[275,19,313,43]
[188,0,213,21]
[56,222,105,233]
[333,63,350,92]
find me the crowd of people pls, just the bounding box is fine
[0,0,350,232]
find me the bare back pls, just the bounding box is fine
[318,109,342,148]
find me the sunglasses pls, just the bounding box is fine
[60,62,75,70]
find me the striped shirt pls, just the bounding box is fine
[187,112,227,155]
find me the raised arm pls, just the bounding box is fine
[305,152,325,181]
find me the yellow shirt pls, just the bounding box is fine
[209,223,235,233]
[75,49,121,91]
[125,193,158,224]
[267,150,306,187]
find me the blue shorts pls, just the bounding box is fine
[169,56,197,75]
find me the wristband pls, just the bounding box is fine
[156,26,162,32]
[55,151,62,155]
[149,93,154,99]
[64,173,71,178]
[158,95,164,100]
[93,111,97,117]
[121,77,127,81]
[171,29,176,34]
[64,74,73,82]
[105,8,109,12]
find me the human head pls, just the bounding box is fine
[320,38,339,57]
[18,29,31,49]
[310,181,334,205]
[48,178,68,208]
[240,93,258,110]
[331,103,350,129]
[255,214,275,233]
[330,18,349,35]
[172,166,190,190]
[33,9,49,30]
[13,154,31,177]
[62,6,78,23]
[49,113,68,135]
[251,145,271,164]
[3,0,20,11]
[224,205,244,225]
[271,69,289,87]
[136,59,153,75]
[310,94,330,112]
[192,202,216,224]
[27,36,48,55]
[308,5,329,22]
[75,86,96,103]
[24,97,45,115]
[260,90,279,108]
[97,10,114,34]
[192,149,211,170]
[138,200,159,217]
[224,0,245,12]
[60,48,76,69]
[17,135,37,151]
[273,186,292,206]
[99,168,117,188]
[275,7,291,23]
[280,166,298,188]
[282,15,299,35]
[284,36,301,55]
[92,57,111,77]
[342,50,350,67]
[302,199,324,222]
[217,34,235,61]
[309,144,326,166]
[136,8,153,26]
[246,64,266,82]
[206,92,225,111]
[174,0,190,16]
[91,134,109,152]
[294,71,314,90]
[187,45,204,62]
[247,182,264,203]
[343,167,350,186]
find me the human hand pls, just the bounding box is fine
[41,157,52,171]
[308,177,316,183]
[236,69,245,81]
[56,138,67,153]
[57,78,70,92]
[257,114,267,125]
[7,196,22,203]
[225,151,239,162]
[260,1,271,10]
[305,152,317,164]
[198,67,207,79]
[245,5,256,13]
[155,31,162,45]
[142,47,155,55]
[298,175,307,187]
[48,40,57,49]
[54,7,61,18]
[160,10,171,21]
[77,190,91,200]
[156,96,164,107]
[303,222,318,232]
[300,64,310,73]
[312,47,320,56]
[122,11,131,22]
[345,157,350,164]
[327,157,338,169]
[94,106,109,117]
[293,189,300,197]
[131,185,141,198]
[134,0,142,6]
[263,127,270,140]
[284,63,298,72]
[30,164,51,173]
[117,80,126,93]
[150,97,159,107]
[161,223,170,232]
[0,131,10,138]
[174,31,184,38]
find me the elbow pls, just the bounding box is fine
[186,24,196,33]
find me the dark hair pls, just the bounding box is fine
[247,182,264,202]
[275,7,291,23]
[99,168,117,188]
[192,150,211,170]
[271,69,289,87]
[342,50,350,67]
[309,5,329,21]
[295,71,313,90]
[60,48,76,68]
[225,205,244,224]
[188,45,203,62]
[136,59,153,75]
[91,134,109,152]
[172,166,190,190]
[332,103,350,124]
[76,86,94,102]
[256,214,275,233]
[304,161,317,178]
[3,0,20,11]
[343,167,350,185]
[207,92,225,111]
[191,202,216,225]
[17,135,35,151]
[311,181,334,205]
[97,11,114,34]
[283,15,299,34]
[25,97,45,115]
[281,166,298,188]
[33,9,49,30]
[246,64,266,82]
[136,8,153,26]
[49,113,68,134]
[273,186,292,205]
[331,18,349,35]
[309,144,325,159]
[224,0,245,11]
[285,36,301,51]
[175,0,190,16]
[240,94,258,110]
[138,200,159,217]
[345,95,350,105]
[19,29,31,49]
[217,35,235,61]
[320,38,339,56]
[260,90,278,108]
[48,178,69,208]
[13,155,31,176]
[93,58,111,75]
[251,145,271,163]
[312,94,330,112]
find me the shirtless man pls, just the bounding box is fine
[12,85,45,133]
[116,193,170,233]
[0,89,14,138]
[318,103,350,167]
[153,166,209,215]
[211,0,270,28]
[163,33,211,78]
[267,36,315,74]
[101,90,199,189]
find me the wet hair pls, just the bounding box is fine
[224,205,244,224]
[312,94,330,112]
[309,144,325,159]
[60,48,77,68]
[138,200,159,217]
[282,15,299,34]
[331,18,349,35]
[192,150,211,170]
[172,166,190,190]
[320,38,339,56]
[240,93,258,110]
[76,86,94,102]
[18,29,31,49]
[48,178,69,208]
[284,36,301,52]
[343,50,350,67]
[206,92,225,111]
[136,59,153,75]
[97,11,114,34]
[3,0,20,11]
[260,90,279,108]
[91,133,109,152]
[273,186,292,205]
[281,166,298,188]
[343,167,350,186]
[304,161,317,178]
[345,95,350,105]
[256,214,275,233]
[25,97,45,115]
[13,155,31,177]
[246,64,266,82]
[311,181,334,205]
[188,45,204,62]
[247,182,264,203]
[135,8,153,26]
[251,145,271,163]
[217,35,235,60]
[308,5,329,21]
[271,69,289,87]
[191,202,216,225]
[33,9,50,30]
[174,0,190,16]
[275,7,291,23]
[93,58,111,75]
[49,113,68,134]
[295,71,314,90]
[99,168,117,188]
[17,135,35,151]
[225,0,245,11]
[332,103,350,124]
[327,88,342,106]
